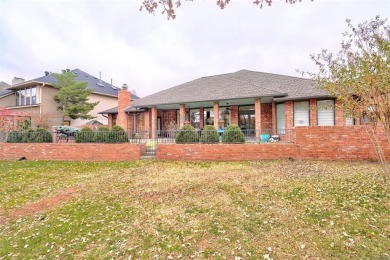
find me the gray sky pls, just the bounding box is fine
[0,0,388,97]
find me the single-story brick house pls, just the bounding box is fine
[100,69,359,138]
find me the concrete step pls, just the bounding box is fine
[140,155,156,160]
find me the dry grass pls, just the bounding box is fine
[0,160,389,259]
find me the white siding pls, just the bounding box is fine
[294,101,309,126]
[317,100,335,126]
[276,103,285,133]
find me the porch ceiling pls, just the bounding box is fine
[154,97,273,110]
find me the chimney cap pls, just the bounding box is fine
[122,84,128,90]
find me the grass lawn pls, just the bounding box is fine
[0,160,389,259]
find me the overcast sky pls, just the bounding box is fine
[0,0,388,97]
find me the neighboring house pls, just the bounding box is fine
[101,69,357,137]
[0,69,139,127]
[0,81,11,91]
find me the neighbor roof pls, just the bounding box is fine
[7,69,139,99]
[132,70,328,107]
[0,89,13,97]
[99,106,145,114]
[0,81,11,91]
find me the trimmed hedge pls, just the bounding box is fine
[109,126,129,143]
[175,125,199,143]
[222,124,245,143]
[75,127,94,143]
[7,128,52,143]
[75,126,129,143]
[200,125,219,143]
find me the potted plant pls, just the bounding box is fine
[260,132,270,143]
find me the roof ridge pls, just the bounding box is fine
[218,74,286,96]
[239,69,313,81]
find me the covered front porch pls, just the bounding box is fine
[141,96,284,140]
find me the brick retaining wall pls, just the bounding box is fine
[157,126,389,161]
[0,143,141,161]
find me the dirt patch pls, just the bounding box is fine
[0,186,83,224]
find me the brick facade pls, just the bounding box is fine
[309,99,317,126]
[285,101,294,129]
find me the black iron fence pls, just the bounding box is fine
[0,129,294,144]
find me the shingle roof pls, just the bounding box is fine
[0,81,11,91]
[8,69,139,99]
[99,106,145,114]
[0,89,13,97]
[132,70,328,107]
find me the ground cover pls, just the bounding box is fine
[0,160,389,259]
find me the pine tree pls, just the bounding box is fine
[52,71,99,121]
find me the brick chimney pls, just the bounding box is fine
[116,84,131,131]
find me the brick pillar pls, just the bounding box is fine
[230,105,239,125]
[271,101,276,133]
[213,101,219,130]
[116,84,131,131]
[255,98,262,137]
[144,110,150,133]
[151,106,157,138]
[285,101,293,129]
[309,99,317,126]
[335,99,344,126]
[179,104,186,128]
[199,108,204,129]
[108,114,113,128]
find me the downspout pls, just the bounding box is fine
[39,83,45,115]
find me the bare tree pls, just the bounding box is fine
[310,16,390,175]
[140,0,305,20]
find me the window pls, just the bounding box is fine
[190,109,200,129]
[317,100,335,126]
[294,101,309,126]
[15,86,38,106]
[203,108,214,126]
[276,103,285,133]
[219,108,230,128]
[345,117,354,125]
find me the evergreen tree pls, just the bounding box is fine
[52,71,99,122]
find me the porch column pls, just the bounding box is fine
[231,105,239,125]
[309,99,317,126]
[179,104,186,128]
[213,101,219,130]
[199,108,204,129]
[151,106,158,138]
[271,101,276,133]
[255,98,262,137]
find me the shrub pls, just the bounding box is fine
[222,124,245,143]
[200,125,219,143]
[7,131,22,143]
[7,128,52,143]
[21,129,35,143]
[110,126,129,143]
[175,125,199,143]
[75,127,94,143]
[94,126,110,143]
[34,128,53,142]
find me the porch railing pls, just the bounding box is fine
[0,129,294,144]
